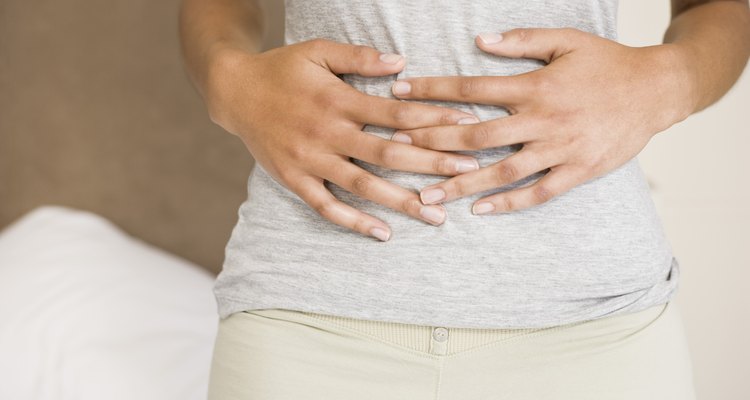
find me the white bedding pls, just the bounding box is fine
[0,206,219,400]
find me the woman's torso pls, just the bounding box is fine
[213,0,680,329]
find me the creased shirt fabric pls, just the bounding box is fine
[213,0,680,329]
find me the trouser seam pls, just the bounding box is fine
[434,356,445,400]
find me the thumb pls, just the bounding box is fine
[475,28,582,64]
[303,38,406,76]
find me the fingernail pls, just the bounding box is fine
[456,159,479,173]
[420,188,446,204]
[419,205,446,225]
[370,227,391,241]
[392,81,411,96]
[458,117,480,125]
[379,53,403,64]
[472,202,495,215]
[391,132,412,144]
[478,32,503,45]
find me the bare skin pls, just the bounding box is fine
[179,0,750,239]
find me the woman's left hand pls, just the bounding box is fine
[390,27,694,215]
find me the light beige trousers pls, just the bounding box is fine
[207,301,696,399]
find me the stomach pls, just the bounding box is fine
[227,0,677,320]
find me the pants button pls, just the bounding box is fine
[432,327,449,342]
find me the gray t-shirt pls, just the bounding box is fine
[214,0,680,329]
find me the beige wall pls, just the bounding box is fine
[0,0,254,273]
[619,2,750,399]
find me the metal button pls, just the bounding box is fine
[432,327,449,342]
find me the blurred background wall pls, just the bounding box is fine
[0,0,747,398]
[0,0,259,271]
[619,2,750,399]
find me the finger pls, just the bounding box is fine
[346,90,480,129]
[336,129,480,176]
[418,147,561,205]
[391,115,536,151]
[319,158,448,226]
[471,165,583,214]
[390,75,532,107]
[475,28,583,63]
[291,174,393,241]
[304,39,407,77]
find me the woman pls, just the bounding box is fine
[178,0,750,398]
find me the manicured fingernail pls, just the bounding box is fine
[472,202,495,215]
[456,159,479,173]
[420,188,446,204]
[478,32,503,45]
[391,132,412,144]
[458,117,480,125]
[370,227,391,241]
[379,53,403,64]
[392,81,411,96]
[419,205,446,225]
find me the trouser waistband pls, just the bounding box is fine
[246,302,668,356]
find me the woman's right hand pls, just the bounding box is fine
[203,39,481,241]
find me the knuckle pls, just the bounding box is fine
[415,131,434,149]
[556,131,577,148]
[588,153,605,170]
[302,125,326,140]
[533,183,555,203]
[539,75,556,93]
[560,27,580,38]
[431,154,452,174]
[274,167,294,184]
[451,180,467,197]
[390,103,412,124]
[351,217,368,235]
[554,110,576,126]
[376,143,399,166]
[465,125,492,149]
[499,196,514,211]
[528,75,552,95]
[458,79,478,99]
[576,146,602,169]
[350,174,373,196]
[287,143,308,161]
[351,44,369,61]
[313,90,343,110]
[515,28,532,44]
[412,79,429,97]
[306,38,328,52]
[313,200,336,219]
[439,112,457,125]
[494,162,519,183]
[400,197,422,214]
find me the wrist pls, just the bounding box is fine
[203,45,258,132]
[651,43,700,133]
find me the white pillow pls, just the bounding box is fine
[0,206,219,400]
